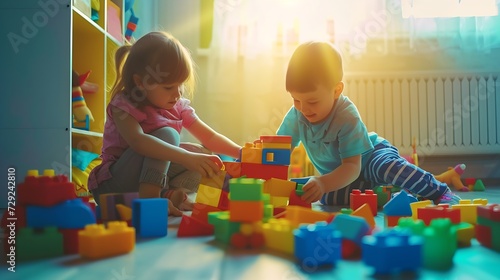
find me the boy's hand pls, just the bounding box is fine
[301,177,325,203]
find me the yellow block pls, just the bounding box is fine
[200,170,227,189]
[260,218,294,254]
[263,178,296,197]
[196,184,222,208]
[241,142,262,164]
[410,200,432,220]
[115,204,132,221]
[270,196,289,208]
[261,142,292,149]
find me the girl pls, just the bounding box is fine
[88,32,241,216]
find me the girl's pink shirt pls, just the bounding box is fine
[88,93,198,190]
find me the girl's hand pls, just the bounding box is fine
[183,152,223,177]
[301,177,325,203]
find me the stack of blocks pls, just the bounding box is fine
[1,170,96,261]
[475,204,500,251]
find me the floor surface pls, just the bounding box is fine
[1,188,499,280]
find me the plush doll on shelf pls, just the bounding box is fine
[434,164,469,192]
[72,70,97,130]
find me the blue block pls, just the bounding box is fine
[26,198,96,229]
[383,191,416,216]
[294,221,342,267]
[262,148,291,165]
[362,229,423,275]
[132,198,168,238]
[290,177,310,185]
[330,214,370,244]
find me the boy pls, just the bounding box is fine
[277,41,461,206]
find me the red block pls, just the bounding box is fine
[350,189,377,216]
[477,204,500,222]
[18,175,76,207]
[177,215,214,237]
[240,163,288,180]
[288,191,311,208]
[417,206,461,225]
[59,228,79,255]
[218,191,230,210]
[475,224,492,248]
[223,162,241,178]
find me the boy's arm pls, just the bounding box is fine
[301,154,362,203]
[186,118,242,159]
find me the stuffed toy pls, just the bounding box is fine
[72,70,97,126]
[434,164,469,192]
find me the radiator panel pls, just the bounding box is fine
[345,72,500,155]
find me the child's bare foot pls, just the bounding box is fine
[179,198,194,211]
[167,200,183,216]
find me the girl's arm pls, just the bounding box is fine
[112,108,222,177]
[186,118,242,159]
[301,154,362,203]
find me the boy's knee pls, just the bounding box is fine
[150,127,180,146]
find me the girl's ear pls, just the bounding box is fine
[333,81,344,98]
[133,74,143,89]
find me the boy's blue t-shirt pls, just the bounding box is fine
[277,94,383,175]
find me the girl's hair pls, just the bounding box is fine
[110,31,195,104]
[286,41,343,93]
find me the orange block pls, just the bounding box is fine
[351,203,375,228]
[223,162,241,178]
[241,143,263,164]
[284,206,330,227]
[78,222,135,259]
[385,215,408,227]
[229,201,264,222]
[263,178,296,197]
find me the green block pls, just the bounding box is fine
[229,178,264,201]
[397,217,426,235]
[208,211,240,244]
[17,227,64,262]
[295,184,304,196]
[474,179,485,191]
[340,208,352,215]
[423,219,457,270]
[262,193,271,205]
[263,204,274,223]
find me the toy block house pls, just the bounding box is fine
[240,136,292,180]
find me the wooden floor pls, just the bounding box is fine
[1,188,499,280]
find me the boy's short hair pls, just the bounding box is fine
[286,41,343,93]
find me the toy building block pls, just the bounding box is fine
[223,161,241,178]
[99,192,139,221]
[410,200,432,220]
[196,184,222,208]
[229,177,264,201]
[261,142,292,149]
[475,204,500,251]
[240,162,288,180]
[260,135,292,144]
[263,203,274,222]
[290,177,310,185]
[229,201,264,222]
[351,203,375,228]
[263,178,296,197]
[396,217,426,235]
[288,190,311,208]
[434,164,468,192]
[385,215,405,228]
[464,178,476,190]
[207,211,241,244]
[285,206,331,227]
[350,189,377,216]
[200,169,227,189]
[230,232,265,249]
[452,199,488,224]
[241,142,263,164]
[374,185,399,208]
[59,228,80,255]
[295,184,304,196]
[79,221,135,259]
[417,206,460,225]
[474,179,485,191]
[262,148,291,165]
[422,219,457,270]
[17,227,64,262]
[330,214,370,245]
[294,221,342,267]
[270,196,288,208]
[260,218,295,254]
[362,229,423,275]
[218,190,230,210]
[116,204,132,221]
[452,222,474,247]
[26,198,96,229]
[177,215,214,237]
[191,203,221,222]
[132,198,168,238]
[342,239,362,260]
[383,191,417,216]
[18,170,77,207]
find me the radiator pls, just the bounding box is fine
[344,72,500,156]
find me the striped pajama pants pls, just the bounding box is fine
[320,140,450,206]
